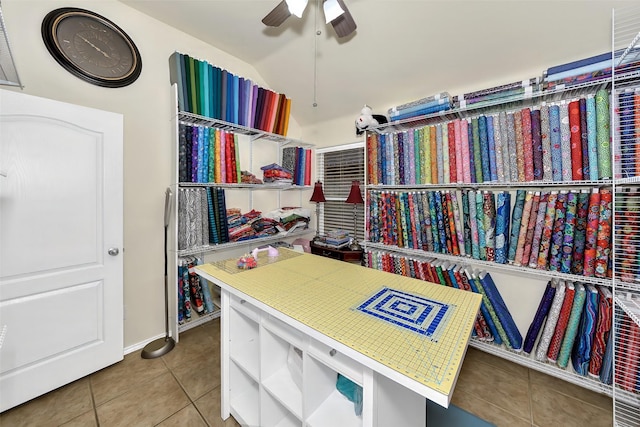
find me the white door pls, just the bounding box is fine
[0,89,123,412]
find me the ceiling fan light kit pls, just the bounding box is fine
[263,0,356,38]
[323,0,344,23]
[286,0,308,18]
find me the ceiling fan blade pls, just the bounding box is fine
[262,0,292,27]
[329,0,356,38]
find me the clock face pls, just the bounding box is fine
[42,8,142,88]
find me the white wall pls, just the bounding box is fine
[1,0,302,348]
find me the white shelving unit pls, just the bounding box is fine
[168,84,314,341]
[612,4,640,426]
[218,291,426,427]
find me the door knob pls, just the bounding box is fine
[108,248,120,256]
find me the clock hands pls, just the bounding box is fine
[78,34,111,59]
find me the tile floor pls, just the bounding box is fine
[0,318,613,427]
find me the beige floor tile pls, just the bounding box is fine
[171,347,221,400]
[528,369,612,410]
[531,383,613,427]
[464,347,529,379]
[451,389,532,427]
[0,377,93,427]
[455,359,531,420]
[59,410,98,426]
[163,320,220,370]
[195,386,241,427]
[96,371,190,427]
[90,350,168,406]
[155,404,207,426]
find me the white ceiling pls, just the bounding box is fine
[120,0,629,128]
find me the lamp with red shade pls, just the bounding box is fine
[345,180,364,250]
[309,181,326,242]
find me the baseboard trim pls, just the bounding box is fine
[124,333,166,355]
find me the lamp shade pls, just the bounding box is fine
[345,180,364,204]
[310,181,326,203]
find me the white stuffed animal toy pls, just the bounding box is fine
[355,105,388,136]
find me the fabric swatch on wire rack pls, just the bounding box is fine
[535,191,559,269]
[619,187,640,283]
[475,191,487,260]
[531,108,543,180]
[494,191,511,264]
[467,120,477,183]
[521,108,534,181]
[453,120,464,182]
[483,191,496,262]
[508,189,527,262]
[448,121,457,183]
[476,190,487,261]
[465,269,502,345]
[559,191,578,273]
[548,191,568,272]
[594,188,612,278]
[583,188,601,276]
[478,115,492,182]
[487,115,498,181]
[619,89,636,179]
[585,94,599,180]
[467,270,511,348]
[579,97,590,180]
[635,91,640,176]
[478,271,523,351]
[520,191,541,267]
[595,88,611,179]
[549,104,563,181]
[442,123,450,184]
[430,126,438,183]
[535,280,566,361]
[528,192,549,268]
[468,190,480,259]
[547,281,576,363]
[523,281,556,354]
[615,313,640,392]
[514,191,534,266]
[568,100,584,181]
[571,190,590,274]
[571,284,599,375]
[499,111,512,182]
[540,104,553,181]
[471,117,483,183]
[559,102,573,182]
[451,191,465,256]
[436,125,444,183]
[599,323,614,385]
[492,113,505,182]
[462,191,472,256]
[514,110,525,182]
[557,283,587,368]
[460,119,471,183]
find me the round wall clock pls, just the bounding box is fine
[41,8,142,88]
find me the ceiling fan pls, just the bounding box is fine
[262,0,357,38]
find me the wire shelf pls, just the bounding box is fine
[366,180,612,191]
[363,242,613,287]
[176,228,310,257]
[178,182,311,190]
[177,111,312,148]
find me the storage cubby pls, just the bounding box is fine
[304,355,362,427]
[261,390,302,427]
[229,360,259,426]
[260,326,303,419]
[229,306,259,381]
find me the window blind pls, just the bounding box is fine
[316,143,365,239]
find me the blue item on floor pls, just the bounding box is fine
[426,399,495,427]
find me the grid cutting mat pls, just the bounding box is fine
[197,249,481,398]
